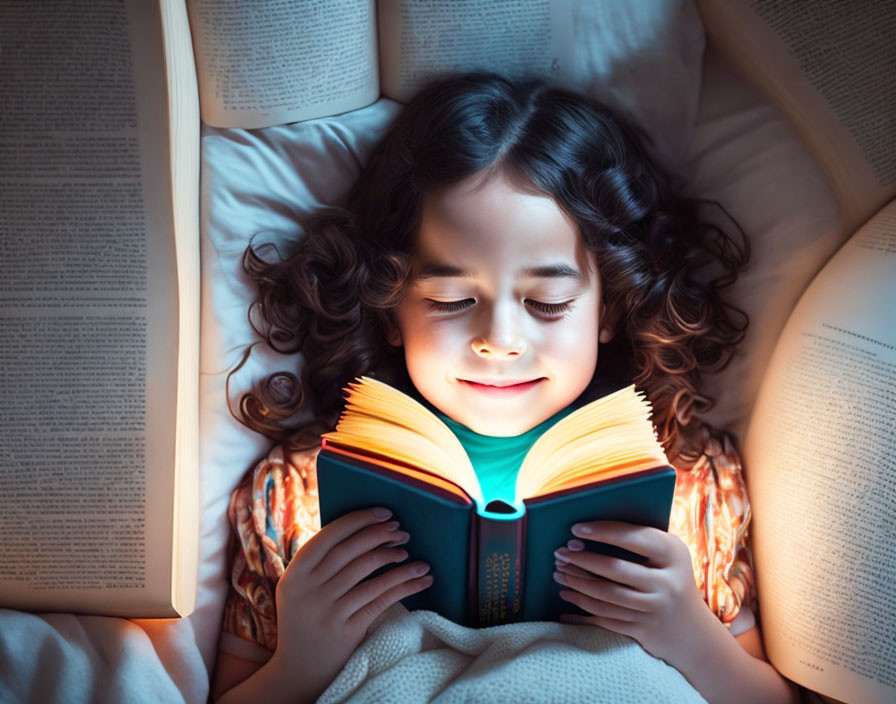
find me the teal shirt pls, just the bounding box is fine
[433,406,578,507]
[404,376,626,507]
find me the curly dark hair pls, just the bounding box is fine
[226,71,749,467]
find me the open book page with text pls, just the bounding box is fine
[377,0,575,103]
[0,0,198,616]
[187,0,379,128]
[697,0,896,235]
[743,203,896,704]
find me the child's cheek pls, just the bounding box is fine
[401,316,465,376]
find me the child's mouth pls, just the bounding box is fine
[459,378,545,396]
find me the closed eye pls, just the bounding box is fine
[424,298,575,318]
[525,299,574,318]
[425,298,475,313]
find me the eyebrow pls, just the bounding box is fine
[415,262,584,280]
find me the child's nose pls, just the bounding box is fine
[470,308,528,357]
[470,336,526,357]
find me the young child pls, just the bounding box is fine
[211,72,800,704]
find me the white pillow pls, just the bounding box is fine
[568,0,706,171]
[687,43,844,443]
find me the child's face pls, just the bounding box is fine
[389,168,612,437]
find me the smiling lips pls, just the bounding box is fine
[459,377,546,396]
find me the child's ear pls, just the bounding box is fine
[384,317,403,347]
[599,303,616,343]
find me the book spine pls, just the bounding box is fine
[473,511,525,627]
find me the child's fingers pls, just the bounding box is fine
[570,522,672,567]
[322,545,412,600]
[340,562,433,628]
[309,521,410,593]
[555,560,593,580]
[295,507,397,575]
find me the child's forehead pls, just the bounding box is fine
[416,170,596,279]
[425,167,551,213]
[421,172,571,245]
[411,225,597,285]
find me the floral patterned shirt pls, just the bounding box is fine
[218,434,757,661]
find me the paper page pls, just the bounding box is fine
[159,0,201,619]
[697,0,896,236]
[743,202,896,703]
[187,0,379,128]
[0,0,189,616]
[377,0,575,103]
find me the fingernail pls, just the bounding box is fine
[411,562,430,576]
[554,554,569,565]
[374,507,392,518]
[385,535,409,547]
[554,548,568,560]
[553,571,567,584]
[419,575,434,587]
[572,524,593,535]
[567,539,585,551]
[383,520,400,531]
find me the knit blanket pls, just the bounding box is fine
[318,604,707,703]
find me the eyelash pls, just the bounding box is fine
[425,298,574,318]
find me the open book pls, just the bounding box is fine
[189,0,575,129]
[697,3,896,703]
[0,0,200,618]
[0,0,578,618]
[316,377,675,627]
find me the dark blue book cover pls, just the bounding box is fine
[317,443,676,627]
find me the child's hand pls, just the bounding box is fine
[268,507,432,702]
[553,521,711,668]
